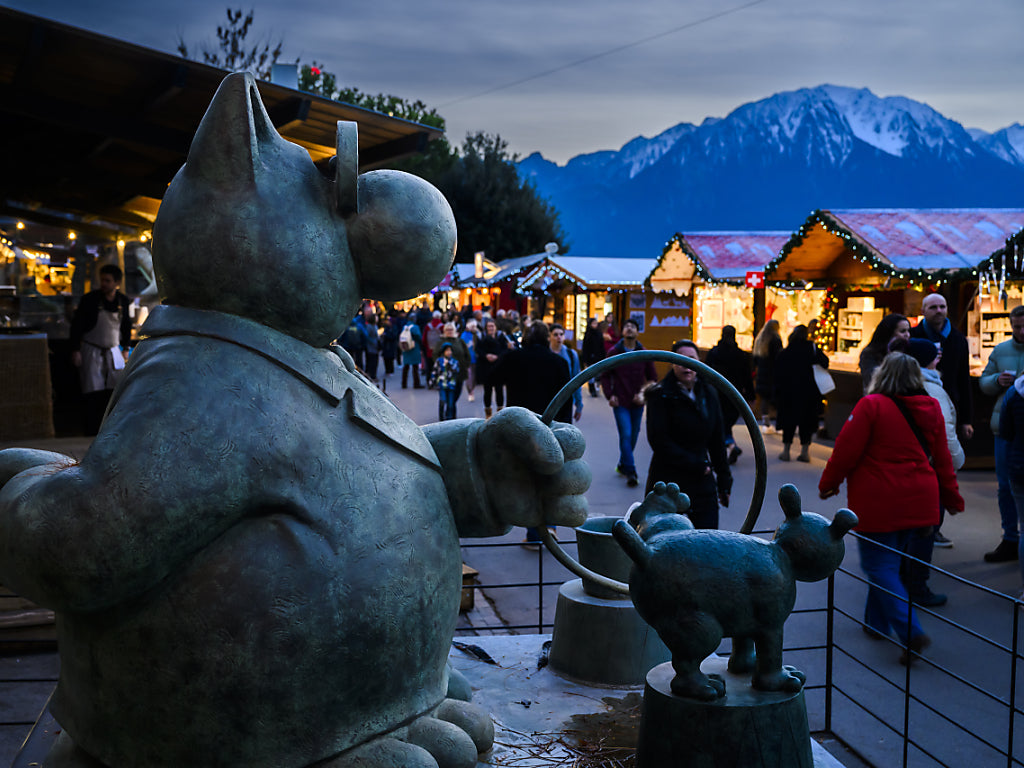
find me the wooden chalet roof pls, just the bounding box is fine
[649,232,789,289]
[767,209,1024,285]
[0,7,443,240]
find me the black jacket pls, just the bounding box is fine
[910,320,972,428]
[489,342,571,422]
[645,372,732,505]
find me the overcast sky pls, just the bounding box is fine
[7,0,1024,164]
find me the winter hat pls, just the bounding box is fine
[904,338,940,368]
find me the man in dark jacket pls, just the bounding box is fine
[645,340,732,529]
[489,321,571,545]
[705,325,754,463]
[600,318,658,487]
[910,293,973,442]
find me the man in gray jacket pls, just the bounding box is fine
[981,305,1024,563]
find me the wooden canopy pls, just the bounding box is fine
[0,7,444,239]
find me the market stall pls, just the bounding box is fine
[966,226,1024,373]
[646,232,789,352]
[517,254,655,348]
[767,208,1024,439]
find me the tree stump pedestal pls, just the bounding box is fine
[636,656,814,768]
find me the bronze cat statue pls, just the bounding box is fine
[0,73,590,768]
[614,482,856,701]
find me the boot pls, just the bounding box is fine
[779,443,791,462]
[797,444,811,463]
[485,406,493,419]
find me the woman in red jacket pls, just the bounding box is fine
[819,352,964,664]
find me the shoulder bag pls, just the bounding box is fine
[886,395,933,465]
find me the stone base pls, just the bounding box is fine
[548,579,670,687]
[636,657,814,768]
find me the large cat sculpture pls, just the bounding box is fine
[614,482,857,701]
[0,73,590,768]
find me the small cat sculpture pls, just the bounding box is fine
[613,482,857,701]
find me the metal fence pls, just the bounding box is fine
[457,530,1024,768]
[4,533,1024,767]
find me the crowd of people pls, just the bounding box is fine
[329,295,1024,667]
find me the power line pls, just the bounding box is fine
[438,0,769,109]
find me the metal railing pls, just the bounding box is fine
[457,529,1024,768]
[4,533,1024,767]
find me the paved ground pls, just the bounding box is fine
[0,368,1014,767]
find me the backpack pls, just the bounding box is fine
[399,324,415,351]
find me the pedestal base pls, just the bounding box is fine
[636,657,814,768]
[548,579,670,687]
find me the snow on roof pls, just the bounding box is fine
[676,232,789,279]
[827,209,1024,270]
[482,252,552,285]
[539,256,655,287]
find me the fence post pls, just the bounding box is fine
[1008,601,1020,768]
[537,545,545,634]
[825,573,835,733]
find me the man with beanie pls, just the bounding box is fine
[979,305,1024,563]
[890,337,965,606]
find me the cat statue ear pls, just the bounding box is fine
[336,122,457,303]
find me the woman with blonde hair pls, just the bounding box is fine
[819,352,964,664]
[752,319,782,429]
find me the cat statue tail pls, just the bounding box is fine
[613,519,652,571]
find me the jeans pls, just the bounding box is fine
[996,437,1018,542]
[858,531,926,645]
[438,388,457,421]
[612,404,644,476]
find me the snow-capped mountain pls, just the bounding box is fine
[519,85,1024,258]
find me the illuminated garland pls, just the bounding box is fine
[813,287,838,351]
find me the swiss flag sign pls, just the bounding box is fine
[745,271,765,289]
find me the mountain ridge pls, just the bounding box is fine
[518,85,1024,258]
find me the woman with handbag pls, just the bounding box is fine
[819,352,964,664]
[773,324,829,462]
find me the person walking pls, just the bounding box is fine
[705,325,754,463]
[399,317,424,389]
[645,339,732,529]
[69,263,132,436]
[979,305,1024,563]
[476,319,512,418]
[379,313,400,377]
[430,342,460,421]
[600,318,658,487]
[859,313,911,393]
[999,373,1024,600]
[357,306,380,382]
[460,319,480,402]
[581,317,606,397]
[819,352,964,664]
[752,319,783,430]
[889,337,965,607]
[488,322,571,546]
[773,325,829,462]
[549,323,583,422]
[433,322,471,417]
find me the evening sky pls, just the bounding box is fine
[5,0,1023,164]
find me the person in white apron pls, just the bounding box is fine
[70,264,131,435]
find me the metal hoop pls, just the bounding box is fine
[538,349,768,595]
